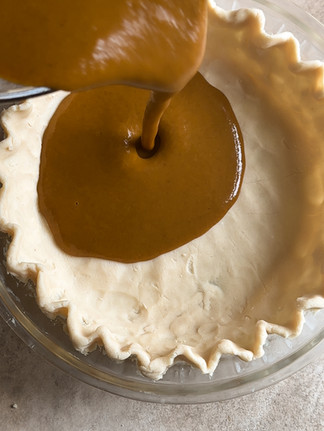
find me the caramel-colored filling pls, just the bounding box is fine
[38,73,244,262]
[1,0,245,262]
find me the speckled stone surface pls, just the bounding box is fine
[1,1,324,430]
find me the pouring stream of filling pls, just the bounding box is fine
[0,0,244,262]
[0,0,208,151]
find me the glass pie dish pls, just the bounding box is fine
[0,0,324,403]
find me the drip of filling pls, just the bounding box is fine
[37,73,244,262]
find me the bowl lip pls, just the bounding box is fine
[1,0,324,404]
[0,84,52,103]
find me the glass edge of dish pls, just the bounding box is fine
[217,0,324,52]
[1,278,324,404]
[0,85,52,103]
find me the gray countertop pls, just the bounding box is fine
[1,1,324,430]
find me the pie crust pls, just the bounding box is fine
[0,5,323,379]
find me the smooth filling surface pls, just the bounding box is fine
[38,73,244,262]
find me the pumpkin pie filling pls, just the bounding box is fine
[0,1,244,262]
[37,73,244,262]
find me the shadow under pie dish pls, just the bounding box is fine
[0,0,324,403]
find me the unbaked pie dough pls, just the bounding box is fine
[0,5,324,379]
